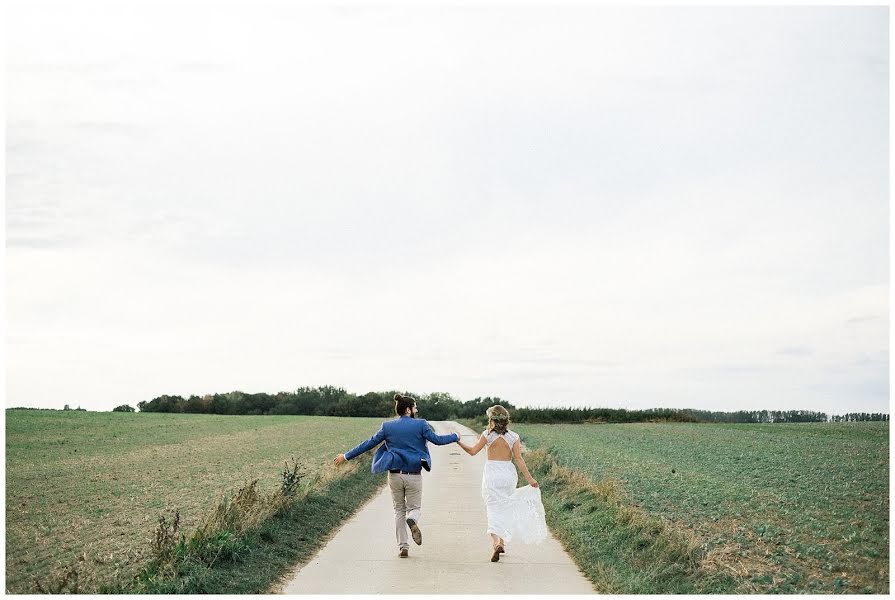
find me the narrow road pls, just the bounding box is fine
[275,420,595,594]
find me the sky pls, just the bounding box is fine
[5,2,889,414]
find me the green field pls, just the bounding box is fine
[515,421,889,594]
[7,412,889,594]
[5,410,385,593]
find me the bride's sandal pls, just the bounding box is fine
[491,544,504,562]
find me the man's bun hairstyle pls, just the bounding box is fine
[394,394,416,416]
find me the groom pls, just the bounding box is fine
[334,394,460,557]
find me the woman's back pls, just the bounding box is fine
[484,429,519,461]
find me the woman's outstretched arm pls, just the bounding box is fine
[512,439,539,487]
[457,434,487,456]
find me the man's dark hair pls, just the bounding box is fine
[394,394,416,416]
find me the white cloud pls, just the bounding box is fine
[5,2,888,414]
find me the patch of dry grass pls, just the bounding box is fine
[6,411,385,593]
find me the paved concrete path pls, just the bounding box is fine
[276,421,595,594]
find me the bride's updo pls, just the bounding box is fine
[486,405,511,435]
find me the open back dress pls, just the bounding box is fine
[480,429,548,545]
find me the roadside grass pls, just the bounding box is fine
[6,410,386,593]
[516,422,889,594]
[126,455,383,594]
[525,449,738,593]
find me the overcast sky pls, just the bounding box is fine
[6,2,889,414]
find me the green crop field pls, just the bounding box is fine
[5,410,385,593]
[515,421,889,594]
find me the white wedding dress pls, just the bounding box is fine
[480,430,549,545]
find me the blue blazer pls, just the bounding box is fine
[344,416,459,474]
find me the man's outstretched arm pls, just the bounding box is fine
[334,424,386,465]
[421,421,460,445]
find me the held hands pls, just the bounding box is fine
[334,454,347,466]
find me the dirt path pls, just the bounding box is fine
[275,420,595,594]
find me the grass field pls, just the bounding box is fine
[514,421,889,594]
[7,412,889,594]
[5,410,386,593]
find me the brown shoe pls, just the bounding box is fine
[406,518,423,545]
[490,544,504,562]
[399,548,409,558]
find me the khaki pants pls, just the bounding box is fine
[388,471,422,550]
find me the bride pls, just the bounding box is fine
[456,405,549,562]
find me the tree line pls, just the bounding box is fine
[135,387,512,421]
[130,386,889,424]
[684,409,832,423]
[829,412,890,422]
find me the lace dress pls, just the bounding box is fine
[480,430,549,545]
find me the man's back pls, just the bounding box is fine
[381,416,428,451]
[344,415,458,473]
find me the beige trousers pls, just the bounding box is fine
[388,471,423,550]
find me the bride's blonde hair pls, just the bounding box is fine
[486,405,511,435]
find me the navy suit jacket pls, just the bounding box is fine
[343,416,459,473]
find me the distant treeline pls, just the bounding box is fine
[133,386,889,424]
[829,412,890,423]
[137,387,512,421]
[685,409,832,423]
